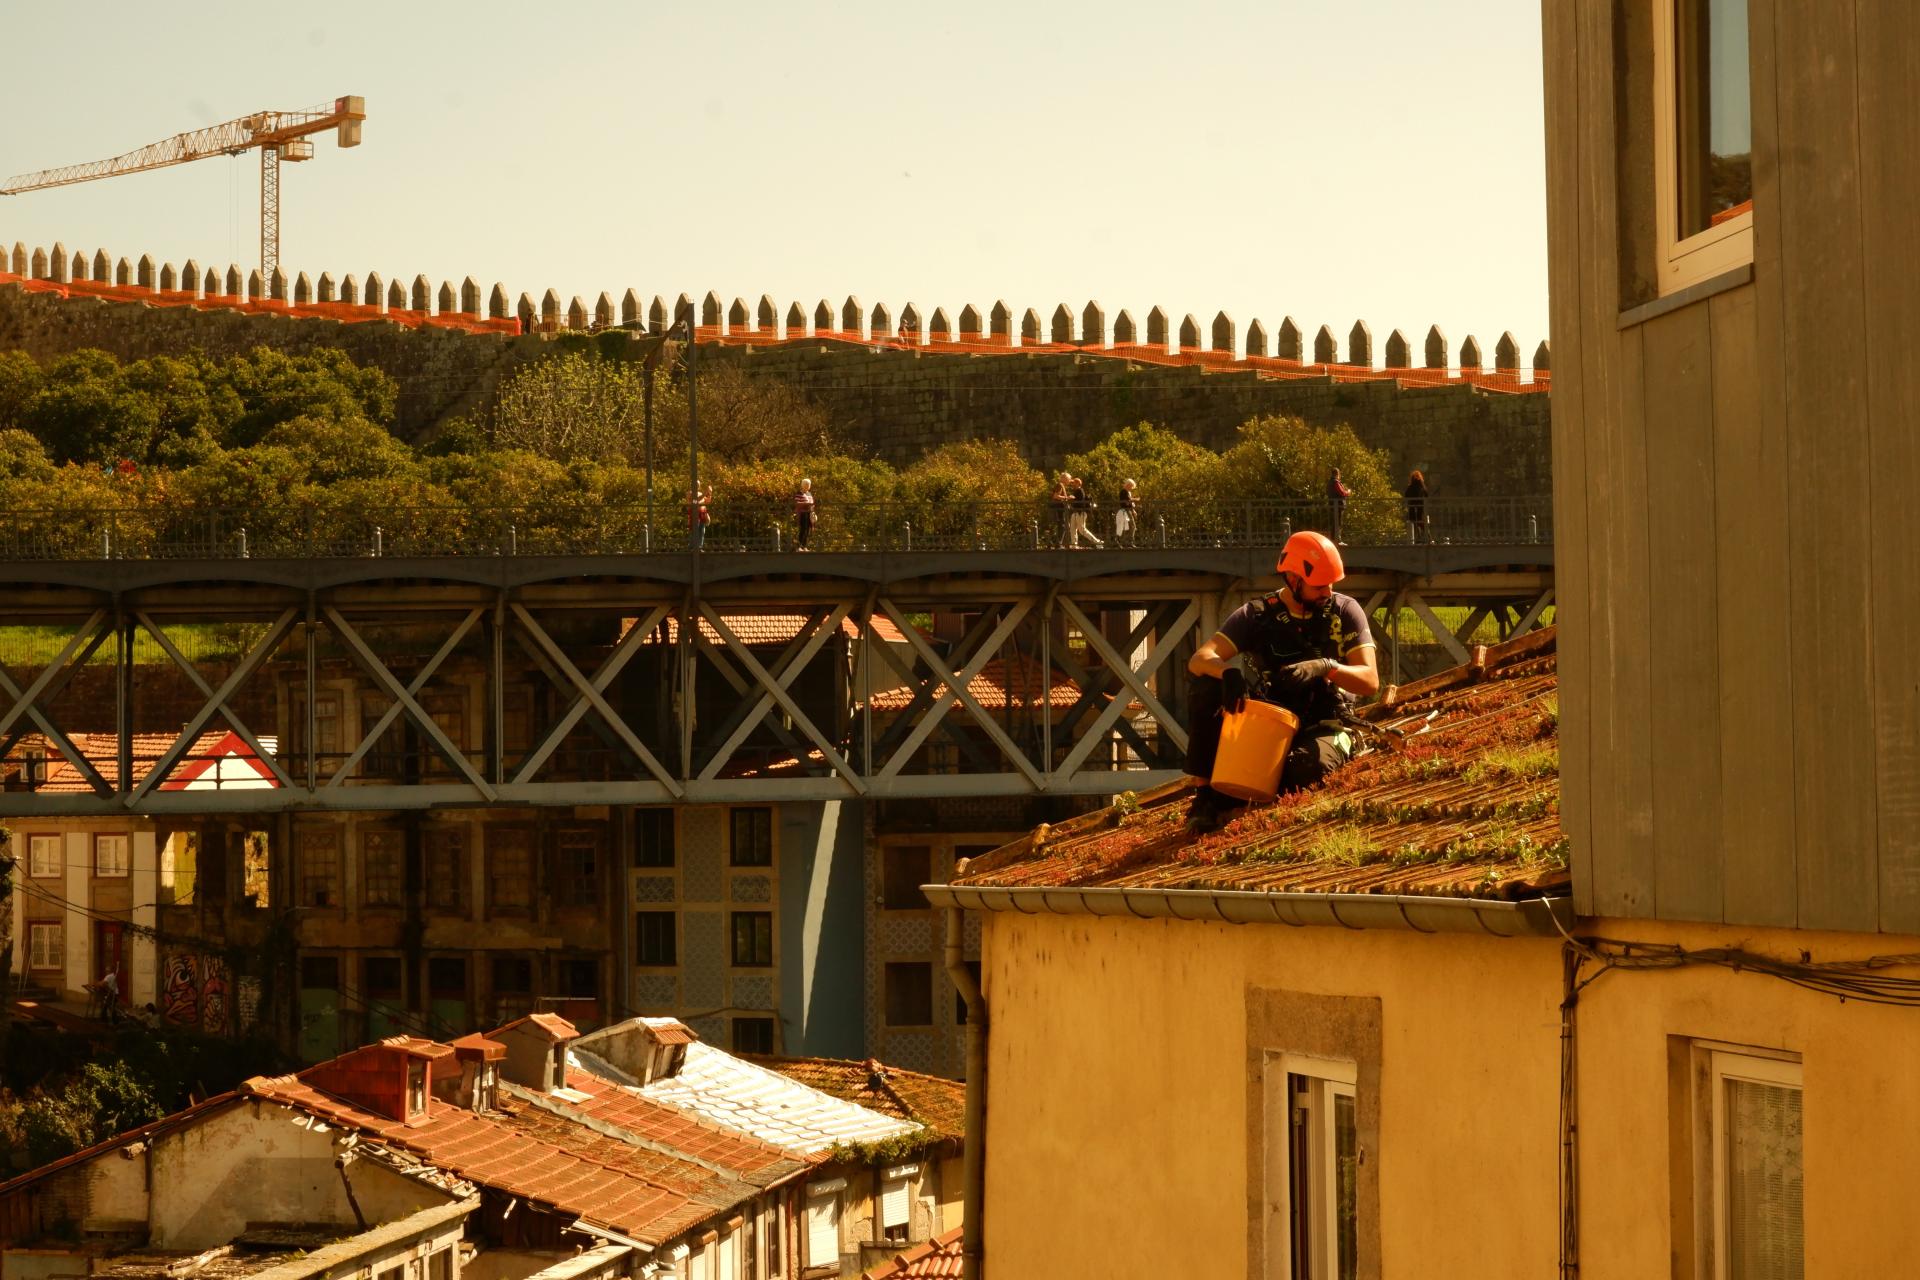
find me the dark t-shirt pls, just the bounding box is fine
[1219,590,1374,723]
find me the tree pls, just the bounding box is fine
[209,346,399,447]
[491,352,650,465]
[23,350,161,465]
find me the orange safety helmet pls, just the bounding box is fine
[1276,530,1345,586]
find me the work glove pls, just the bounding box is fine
[1270,658,1338,702]
[1220,666,1249,714]
[1284,658,1338,683]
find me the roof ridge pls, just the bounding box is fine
[505,1080,801,1184]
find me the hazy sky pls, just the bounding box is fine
[1,2,1549,361]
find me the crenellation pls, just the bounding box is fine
[295,272,313,305]
[842,295,863,337]
[649,296,668,332]
[1211,311,1235,355]
[1494,330,1520,372]
[461,277,480,317]
[871,300,894,339]
[387,279,405,312]
[929,306,951,344]
[11,243,26,275]
[1020,307,1042,343]
[160,263,178,292]
[1245,317,1268,358]
[117,257,133,287]
[1147,306,1169,350]
[248,269,264,302]
[990,300,1012,344]
[814,299,832,333]
[1277,317,1302,362]
[541,289,560,327]
[48,243,68,283]
[1313,324,1336,364]
[203,268,218,298]
[437,281,455,316]
[1459,334,1483,371]
[1424,324,1448,369]
[1348,320,1372,368]
[1384,328,1411,368]
[959,303,982,340]
[224,265,242,298]
[786,300,806,336]
[1081,301,1105,349]
[702,290,722,326]
[92,248,110,281]
[622,288,641,326]
[490,284,510,322]
[1114,309,1137,345]
[598,292,617,329]
[340,273,359,306]
[318,272,336,303]
[1532,339,1551,374]
[900,302,922,344]
[567,296,587,329]
[756,294,776,333]
[727,296,749,332]
[1178,313,1201,352]
[70,250,89,282]
[518,293,536,331]
[411,274,430,313]
[266,267,285,302]
[675,293,694,327]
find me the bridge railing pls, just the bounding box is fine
[0,496,1553,560]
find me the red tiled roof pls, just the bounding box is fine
[18,730,278,794]
[954,628,1566,901]
[860,1226,963,1278]
[242,1074,735,1245]
[622,613,911,647]
[862,655,1081,712]
[644,1019,698,1045]
[560,1068,803,1175]
[492,1011,580,1041]
[745,1057,966,1140]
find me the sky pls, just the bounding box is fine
[0,2,1549,362]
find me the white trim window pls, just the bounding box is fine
[28,922,63,970]
[28,834,61,878]
[805,1178,845,1271]
[1265,1055,1358,1280]
[95,833,129,878]
[880,1163,918,1244]
[1653,0,1754,293]
[1693,1045,1803,1280]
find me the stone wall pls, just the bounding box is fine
[0,273,1552,495]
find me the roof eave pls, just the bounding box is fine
[923,883,1573,938]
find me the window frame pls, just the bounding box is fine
[94,833,129,878]
[297,826,343,908]
[554,826,602,908]
[360,828,405,908]
[28,921,63,970]
[486,825,534,913]
[1652,0,1755,294]
[634,808,677,868]
[27,833,61,878]
[1693,1042,1803,1280]
[635,910,678,967]
[730,911,774,968]
[729,807,774,867]
[1266,1053,1359,1280]
[423,827,467,912]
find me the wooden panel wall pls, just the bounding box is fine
[1545,0,1920,931]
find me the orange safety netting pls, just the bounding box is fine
[1,271,519,335]
[683,324,1548,393]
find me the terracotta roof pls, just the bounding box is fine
[16,730,279,794]
[745,1057,966,1140]
[493,1011,580,1041]
[241,1074,728,1246]
[556,1068,806,1175]
[623,613,911,646]
[860,1226,964,1278]
[954,628,1566,901]
[862,655,1081,712]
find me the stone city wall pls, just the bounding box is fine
[0,238,1551,493]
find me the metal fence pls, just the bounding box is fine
[0,496,1552,561]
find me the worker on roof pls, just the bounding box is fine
[1182,530,1380,832]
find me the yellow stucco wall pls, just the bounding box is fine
[1574,917,1920,1280]
[978,911,1563,1278]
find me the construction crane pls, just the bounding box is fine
[1,96,365,281]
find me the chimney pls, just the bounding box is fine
[570,1017,699,1087]
[439,1034,507,1111]
[301,1037,454,1124]
[491,1012,581,1093]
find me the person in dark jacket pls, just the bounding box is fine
[1067,475,1103,548]
[1326,466,1351,543]
[1404,469,1430,544]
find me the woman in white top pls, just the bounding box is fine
[794,478,816,550]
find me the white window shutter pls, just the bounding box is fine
[881,1175,910,1231]
[717,1228,736,1279]
[807,1193,841,1267]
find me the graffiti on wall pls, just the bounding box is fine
[161,950,236,1035]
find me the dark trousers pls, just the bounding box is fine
[796,512,814,548]
[1183,675,1350,796]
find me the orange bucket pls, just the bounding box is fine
[1209,700,1301,802]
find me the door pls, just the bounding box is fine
[95,922,127,1006]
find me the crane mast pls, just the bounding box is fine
[1,96,365,279]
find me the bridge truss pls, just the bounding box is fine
[0,547,1552,816]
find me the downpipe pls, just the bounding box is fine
[945,905,987,1280]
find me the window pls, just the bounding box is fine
[1685,1044,1803,1280]
[635,911,678,967]
[424,827,466,911]
[1266,1055,1358,1280]
[427,1250,452,1280]
[407,1060,427,1116]
[635,808,676,868]
[358,693,405,777]
[487,827,532,911]
[28,834,60,878]
[805,1180,845,1270]
[731,1016,776,1055]
[491,955,534,1023]
[291,690,343,760]
[731,911,773,967]
[361,830,404,907]
[555,827,602,907]
[1654,0,1753,292]
[559,957,600,998]
[94,833,128,878]
[730,807,773,866]
[428,957,467,1003]
[364,955,404,1005]
[885,962,933,1027]
[297,827,342,907]
[879,1164,918,1243]
[28,922,62,970]
[882,845,932,911]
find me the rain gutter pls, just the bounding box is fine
[922,883,1572,937]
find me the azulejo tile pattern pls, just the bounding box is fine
[632,974,678,1006]
[681,911,725,1008]
[632,874,676,903]
[730,874,772,903]
[681,808,725,902]
[731,975,775,1011]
